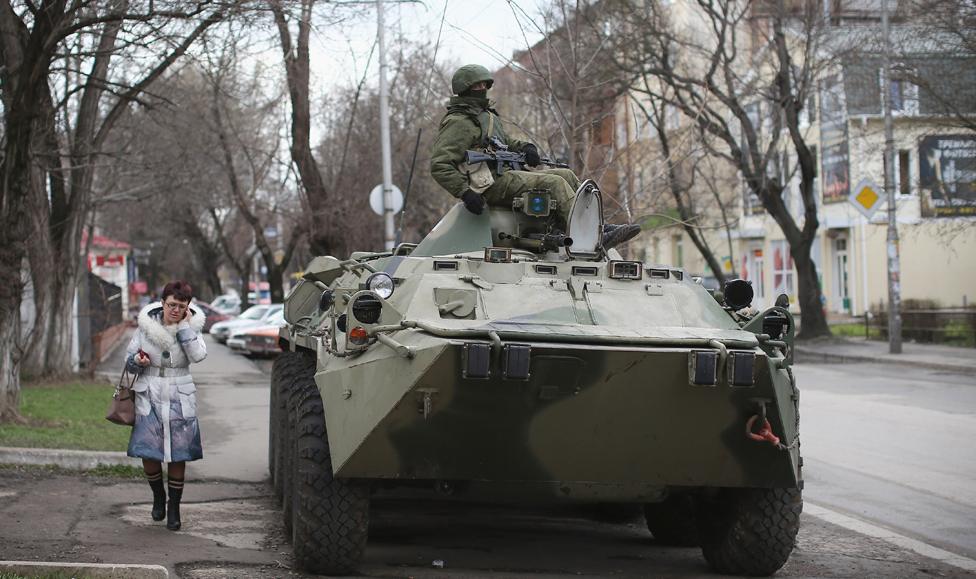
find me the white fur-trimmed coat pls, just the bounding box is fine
[124,301,207,463]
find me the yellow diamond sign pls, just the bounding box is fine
[849,178,884,219]
[856,185,879,209]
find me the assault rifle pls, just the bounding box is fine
[465,139,569,173]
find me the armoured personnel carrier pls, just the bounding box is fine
[270,181,802,576]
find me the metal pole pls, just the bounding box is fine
[881,0,902,353]
[377,0,396,251]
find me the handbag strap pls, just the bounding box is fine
[117,368,137,391]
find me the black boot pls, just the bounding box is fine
[601,223,642,250]
[147,472,166,522]
[167,477,184,531]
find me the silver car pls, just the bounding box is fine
[210,304,282,344]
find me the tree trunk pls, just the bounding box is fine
[0,112,40,419]
[793,248,831,338]
[272,1,341,258]
[0,306,23,422]
[240,257,253,310]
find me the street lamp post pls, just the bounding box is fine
[881,0,903,353]
[377,0,395,251]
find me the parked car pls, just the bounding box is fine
[192,300,231,333]
[210,304,282,344]
[227,309,286,357]
[209,293,242,316]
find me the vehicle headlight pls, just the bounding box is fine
[352,294,382,324]
[366,272,395,299]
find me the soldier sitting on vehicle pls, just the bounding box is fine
[430,64,641,250]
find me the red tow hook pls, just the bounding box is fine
[746,415,781,446]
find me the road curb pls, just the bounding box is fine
[794,349,975,375]
[0,561,167,578]
[0,447,140,470]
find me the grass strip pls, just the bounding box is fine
[0,381,130,452]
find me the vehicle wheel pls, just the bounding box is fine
[292,376,370,575]
[282,366,315,539]
[272,350,314,504]
[269,362,278,482]
[643,494,699,547]
[698,487,802,576]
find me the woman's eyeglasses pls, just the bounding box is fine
[164,302,188,311]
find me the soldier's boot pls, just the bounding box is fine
[167,477,184,531]
[147,471,166,522]
[602,223,642,250]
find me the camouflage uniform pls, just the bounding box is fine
[430,66,579,225]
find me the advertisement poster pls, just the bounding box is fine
[919,135,976,217]
[820,75,850,203]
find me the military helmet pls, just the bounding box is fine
[451,64,494,95]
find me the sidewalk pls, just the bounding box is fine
[5,326,271,481]
[795,336,976,374]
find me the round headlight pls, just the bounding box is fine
[352,294,382,324]
[366,272,395,299]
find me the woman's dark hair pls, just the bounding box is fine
[161,280,193,303]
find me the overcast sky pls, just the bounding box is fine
[305,0,548,91]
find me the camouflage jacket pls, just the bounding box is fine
[429,96,530,198]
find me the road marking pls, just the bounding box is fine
[804,501,976,572]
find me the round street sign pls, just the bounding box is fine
[369,184,404,216]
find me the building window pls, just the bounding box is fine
[772,240,794,297]
[884,149,914,196]
[799,92,816,127]
[898,150,911,195]
[672,235,684,268]
[880,68,919,115]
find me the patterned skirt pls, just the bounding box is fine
[127,390,203,463]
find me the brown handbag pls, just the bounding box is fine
[106,368,138,426]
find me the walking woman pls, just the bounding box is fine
[124,280,207,530]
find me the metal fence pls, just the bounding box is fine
[865,309,976,348]
[87,272,123,336]
[77,271,124,368]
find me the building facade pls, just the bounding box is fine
[637,20,976,315]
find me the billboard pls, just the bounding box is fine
[919,135,976,217]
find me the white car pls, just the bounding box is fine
[210,304,282,344]
[209,293,242,316]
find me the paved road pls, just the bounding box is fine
[14,339,963,576]
[191,337,269,482]
[798,361,976,561]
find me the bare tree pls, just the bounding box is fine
[604,0,832,337]
[0,1,226,419]
[495,0,631,208]
[270,0,354,258]
[202,36,305,303]
[630,92,730,286]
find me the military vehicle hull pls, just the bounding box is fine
[272,195,802,576]
[318,337,798,494]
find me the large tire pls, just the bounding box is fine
[643,494,699,547]
[698,487,802,576]
[271,350,315,505]
[291,377,370,575]
[282,370,313,538]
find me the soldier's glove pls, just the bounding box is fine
[460,189,485,215]
[523,144,541,167]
